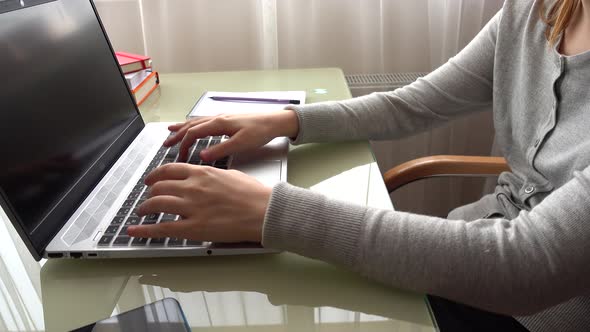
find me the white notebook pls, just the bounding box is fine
[187,91,306,119]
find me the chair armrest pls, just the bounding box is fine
[383,155,510,193]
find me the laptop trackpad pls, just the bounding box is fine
[233,160,282,187]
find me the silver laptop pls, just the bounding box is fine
[0,0,289,260]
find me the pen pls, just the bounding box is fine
[209,96,301,105]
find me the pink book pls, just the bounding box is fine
[115,51,151,74]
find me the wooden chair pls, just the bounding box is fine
[383,155,510,193]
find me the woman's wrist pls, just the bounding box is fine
[271,110,300,139]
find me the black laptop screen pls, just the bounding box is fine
[0,0,143,259]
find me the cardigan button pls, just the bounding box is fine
[525,186,535,194]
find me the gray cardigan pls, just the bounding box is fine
[262,0,590,331]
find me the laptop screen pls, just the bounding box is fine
[0,0,143,259]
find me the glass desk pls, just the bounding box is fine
[0,68,436,331]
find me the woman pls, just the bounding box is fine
[128,0,590,330]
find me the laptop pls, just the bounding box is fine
[0,0,291,260]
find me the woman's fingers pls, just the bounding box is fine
[177,118,234,161]
[163,124,191,147]
[167,122,185,132]
[148,180,189,198]
[128,220,192,239]
[200,132,251,161]
[145,163,193,185]
[137,195,188,217]
[164,118,212,147]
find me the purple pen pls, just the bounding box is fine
[209,96,301,105]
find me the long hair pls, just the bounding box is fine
[539,0,581,46]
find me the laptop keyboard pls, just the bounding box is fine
[98,135,230,248]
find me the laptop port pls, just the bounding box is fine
[70,252,83,258]
[47,253,64,258]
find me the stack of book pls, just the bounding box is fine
[115,51,159,106]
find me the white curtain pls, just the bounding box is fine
[96,0,503,74]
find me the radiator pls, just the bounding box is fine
[345,72,428,97]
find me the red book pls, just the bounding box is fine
[115,51,151,74]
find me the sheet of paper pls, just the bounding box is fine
[187,91,306,118]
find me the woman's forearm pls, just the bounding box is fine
[287,10,501,145]
[262,164,590,316]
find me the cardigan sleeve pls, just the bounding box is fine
[262,164,590,316]
[286,10,501,145]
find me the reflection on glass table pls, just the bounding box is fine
[41,253,435,332]
[71,298,190,332]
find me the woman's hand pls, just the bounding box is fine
[166,110,299,162]
[127,163,272,242]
